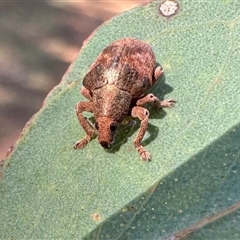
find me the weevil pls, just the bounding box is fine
[74,38,175,161]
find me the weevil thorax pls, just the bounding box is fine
[93,81,132,119]
[92,75,132,148]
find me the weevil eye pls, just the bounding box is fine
[142,77,149,89]
[95,122,99,130]
[110,122,117,132]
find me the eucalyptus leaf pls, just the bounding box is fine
[1,1,240,239]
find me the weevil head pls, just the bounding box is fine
[95,117,118,149]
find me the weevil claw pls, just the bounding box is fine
[160,99,176,108]
[73,138,89,149]
[137,146,151,161]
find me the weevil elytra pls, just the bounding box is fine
[74,38,175,161]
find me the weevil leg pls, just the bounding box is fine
[136,93,176,109]
[152,65,164,85]
[74,101,96,149]
[81,86,93,101]
[132,94,175,160]
[131,106,151,161]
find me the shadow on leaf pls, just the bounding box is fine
[84,123,240,239]
[107,73,175,153]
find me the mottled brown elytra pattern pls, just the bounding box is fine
[74,38,175,161]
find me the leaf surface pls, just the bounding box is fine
[1,1,240,239]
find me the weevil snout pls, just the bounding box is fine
[95,117,118,149]
[100,141,111,149]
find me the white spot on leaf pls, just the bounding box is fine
[159,0,179,17]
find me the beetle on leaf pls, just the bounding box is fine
[74,38,175,161]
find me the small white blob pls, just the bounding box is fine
[159,0,179,17]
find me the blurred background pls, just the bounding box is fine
[0,1,146,160]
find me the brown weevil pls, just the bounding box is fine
[74,38,175,161]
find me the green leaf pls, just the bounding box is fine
[1,0,240,239]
